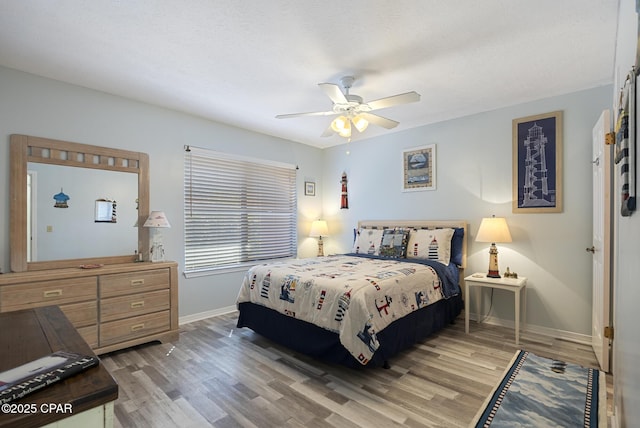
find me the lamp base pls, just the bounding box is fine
[149,230,166,263]
[487,243,500,278]
[486,270,501,278]
[317,236,324,257]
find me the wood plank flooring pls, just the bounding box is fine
[101,312,610,427]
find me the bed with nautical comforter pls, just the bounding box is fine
[236,220,467,368]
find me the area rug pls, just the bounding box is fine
[471,350,606,427]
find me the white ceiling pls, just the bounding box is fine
[0,1,620,149]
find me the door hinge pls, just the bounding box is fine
[605,132,615,146]
[604,326,614,340]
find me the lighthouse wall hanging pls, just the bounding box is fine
[512,110,563,213]
[340,172,349,209]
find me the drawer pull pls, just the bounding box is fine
[130,279,145,286]
[130,323,145,332]
[130,301,145,309]
[43,289,63,298]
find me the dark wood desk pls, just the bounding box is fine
[0,306,118,428]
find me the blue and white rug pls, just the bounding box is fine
[471,350,606,427]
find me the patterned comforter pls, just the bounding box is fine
[236,254,459,365]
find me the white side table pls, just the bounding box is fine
[464,273,527,345]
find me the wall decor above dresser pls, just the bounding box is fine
[1,135,178,354]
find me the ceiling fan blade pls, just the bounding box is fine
[359,112,399,129]
[366,91,420,111]
[276,110,336,119]
[320,123,335,137]
[319,83,348,104]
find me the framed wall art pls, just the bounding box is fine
[304,181,316,196]
[512,111,563,213]
[402,144,436,192]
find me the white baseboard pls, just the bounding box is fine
[471,314,592,345]
[179,305,237,325]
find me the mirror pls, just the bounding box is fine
[10,134,149,272]
[28,163,139,261]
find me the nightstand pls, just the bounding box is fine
[464,273,527,345]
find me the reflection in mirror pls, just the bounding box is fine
[27,163,138,262]
[95,200,116,223]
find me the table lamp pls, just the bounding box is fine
[309,220,329,257]
[143,211,171,262]
[475,216,512,278]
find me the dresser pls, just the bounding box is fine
[0,262,178,355]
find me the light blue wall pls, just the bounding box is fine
[0,66,324,317]
[321,85,611,336]
[0,65,611,337]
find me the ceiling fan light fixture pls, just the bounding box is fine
[277,76,420,140]
[331,115,349,133]
[352,115,369,133]
[338,120,351,138]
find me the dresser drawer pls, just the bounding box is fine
[100,289,170,323]
[77,325,98,348]
[0,277,97,310]
[99,269,169,298]
[99,311,170,347]
[60,300,98,328]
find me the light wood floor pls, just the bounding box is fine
[102,312,611,427]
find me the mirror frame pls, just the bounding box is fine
[10,134,150,272]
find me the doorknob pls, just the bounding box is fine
[586,246,595,253]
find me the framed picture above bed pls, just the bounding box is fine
[402,144,436,192]
[512,111,563,213]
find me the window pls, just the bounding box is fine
[184,146,297,276]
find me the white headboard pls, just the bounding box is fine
[356,220,468,270]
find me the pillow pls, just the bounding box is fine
[406,228,454,265]
[378,228,410,258]
[450,227,465,266]
[352,228,384,255]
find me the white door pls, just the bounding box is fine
[591,109,612,372]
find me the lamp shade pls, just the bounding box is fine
[475,217,512,243]
[352,115,369,133]
[309,220,329,237]
[143,211,171,228]
[331,116,352,138]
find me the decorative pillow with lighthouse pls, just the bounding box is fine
[352,228,385,255]
[378,228,410,258]
[406,228,454,265]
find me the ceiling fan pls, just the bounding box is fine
[276,76,420,139]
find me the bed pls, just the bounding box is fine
[236,220,467,368]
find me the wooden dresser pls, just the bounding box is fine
[0,262,179,355]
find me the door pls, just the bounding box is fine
[591,109,612,372]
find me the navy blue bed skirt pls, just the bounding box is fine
[236,294,463,368]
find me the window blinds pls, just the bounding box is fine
[184,146,297,275]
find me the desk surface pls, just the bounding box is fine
[0,306,118,428]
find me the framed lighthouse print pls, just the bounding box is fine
[512,111,563,213]
[402,144,436,192]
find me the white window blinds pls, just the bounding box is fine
[184,146,297,275]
